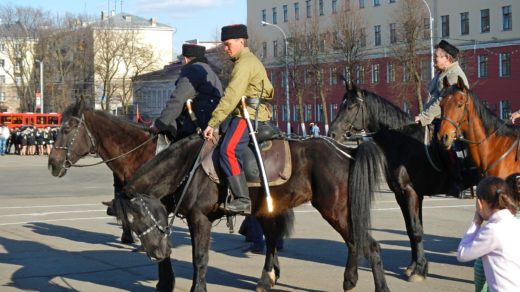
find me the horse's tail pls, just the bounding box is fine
[348,140,386,259]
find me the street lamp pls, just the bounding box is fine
[261,20,291,135]
[421,0,435,79]
[35,59,44,113]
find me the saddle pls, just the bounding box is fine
[200,133,292,187]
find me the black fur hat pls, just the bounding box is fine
[221,24,248,41]
[437,40,459,58]
[182,44,205,58]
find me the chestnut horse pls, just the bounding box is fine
[47,98,158,242]
[438,76,520,178]
[328,82,479,282]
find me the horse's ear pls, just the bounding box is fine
[442,76,450,89]
[77,95,85,114]
[456,76,467,90]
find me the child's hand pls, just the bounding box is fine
[473,211,483,225]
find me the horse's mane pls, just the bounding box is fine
[443,86,519,137]
[359,89,414,131]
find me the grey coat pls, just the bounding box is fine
[418,61,469,125]
[155,58,223,138]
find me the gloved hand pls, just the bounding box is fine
[149,124,161,135]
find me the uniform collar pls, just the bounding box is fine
[232,47,250,61]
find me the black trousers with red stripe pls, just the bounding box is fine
[219,117,250,177]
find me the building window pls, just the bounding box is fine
[374,0,380,6]
[0,92,5,102]
[460,12,469,35]
[306,0,312,18]
[319,0,324,15]
[478,55,488,78]
[293,104,299,122]
[403,66,410,82]
[481,9,490,33]
[262,9,266,23]
[332,0,338,13]
[330,67,338,85]
[360,28,366,47]
[499,52,511,77]
[15,76,21,85]
[262,42,267,59]
[356,65,365,84]
[459,56,466,71]
[294,2,300,20]
[332,31,339,49]
[283,5,288,22]
[387,63,395,83]
[503,6,512,31]
[304,69,310,85]
[316,102,323,122]
[374,25,381,46]
[0,43,4,52]
[319,33,326,52]
[441,15,450,38]
[389,0,395,3]
[272,105,278,121]
[273,40,278,57]
[500,100,511,120]
[0,75,5,84]
[423,18,430,40]
[390,23,397,44]
[329,103,338,121]
[359,0,365,9]
[0,59,4,68]
[282,105,288,121]
[272,7,277,24]
[371,64,380,84]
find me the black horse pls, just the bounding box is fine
[329,82,477,282]
[114,132,390,291]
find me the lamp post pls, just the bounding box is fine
[421,0,435,79]
[261,20,291,135]
[35,60,44,113]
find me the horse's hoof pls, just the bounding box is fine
[408,274,425,282]
[404,267,412,277]
[345,288,355,292]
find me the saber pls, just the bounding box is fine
[186,99,202,134]
[241,96,274,212]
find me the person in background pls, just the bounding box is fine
[0,123,10,155]
[510,109,520,124]
[457,176,520,292]
[239,215,284,254]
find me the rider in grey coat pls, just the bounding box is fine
[415,40,469,126]
[153,44,223,139]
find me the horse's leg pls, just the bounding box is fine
[256,216,282,292]
[365,233,390,292]
[187,208,212,292]
[394,184,428,281]
[344,242,359,292]
[156,258,175,292]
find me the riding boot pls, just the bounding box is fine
[225,172,251,214]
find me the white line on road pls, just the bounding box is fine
[0,203,100,210]
[0,209,106,217]
[0,216,111,226]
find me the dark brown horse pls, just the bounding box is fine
[328,82,478,282]
[114,133,389,291]
[48,98,390,291]
[47,98,158,242]
[438,76,520,178]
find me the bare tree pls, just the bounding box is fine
[286,23,308,135]
[331,2,366,83]
[389,0,430,112]
[0,4,50,112]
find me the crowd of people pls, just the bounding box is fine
[0,124,58,156]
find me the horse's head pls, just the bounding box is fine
[438,76,470,150]
[329,80,367,144]
[114,193,171,261]
[48,97,96,177]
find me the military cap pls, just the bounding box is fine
[221,24,248,41]
[182,44,205,58]
[437,40,459,59]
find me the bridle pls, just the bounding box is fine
[133,195,171,240]
[338,93,368,141]
[440,89,519,174]
[53,113,96,170]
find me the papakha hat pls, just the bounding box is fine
[437,40,459,58]
[221,24,248,41]
[182,44,205,58]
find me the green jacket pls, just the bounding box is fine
[207,47,274,128]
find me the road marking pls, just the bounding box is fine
[0,209,106,217]
[0,216,110,226]
[0,203,100,209]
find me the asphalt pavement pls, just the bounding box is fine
[0,154,476,291]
